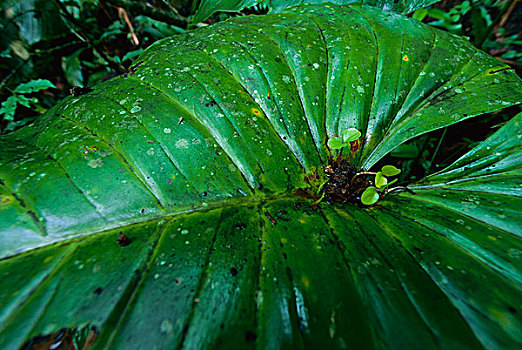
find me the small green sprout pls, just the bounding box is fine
[327,128,361,150]
[327,128,362,164]
[361,186,380,205]
[375,171,387,189]
[360,165,402,206]
[327,137,344,150]
[320,131,409,207]
[312,178,329,206]
[381,165,401,177]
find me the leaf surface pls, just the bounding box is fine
[0,4,521,349]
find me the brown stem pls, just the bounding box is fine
[336,147,344,167]
[495,57,522,68]
[117,7,139,46]
[159,0,180,15]
[498,0,519,29]
[350,172,377,186]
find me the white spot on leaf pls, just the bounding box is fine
[175,139,189,148]
[88,159,103,168]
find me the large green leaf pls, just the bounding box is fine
[1,4,521,349]
[191,0,441,24]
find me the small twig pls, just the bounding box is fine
[159,0,180,15]
[103,0,188,28]
[495,57,522,68]
[117,7,139,46]
[498,0,519,28]
[353,187,367,196]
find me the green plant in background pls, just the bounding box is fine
[414,0,522,64]
[413,0,473,32]
[0,79,55,132]
[0,0,191,134]
[0,1,521,349]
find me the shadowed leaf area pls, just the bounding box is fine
[0,4,521,349]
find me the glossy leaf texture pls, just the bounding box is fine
[192,0,442,24]
[0,4,521,349]
[1,117,521,349]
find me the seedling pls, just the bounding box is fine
[361,186,379,205]
[318,129,409,207]
[360,165,401,205]
[327,128,361,161]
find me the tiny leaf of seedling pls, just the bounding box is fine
[382,165,401,177]
[375,172,387,190]
[341,128,361,143]
[361,186,379,205]
[327,137,344,150]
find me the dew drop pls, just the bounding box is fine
[130,106,141,113]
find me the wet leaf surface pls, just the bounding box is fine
[0,4,521,349]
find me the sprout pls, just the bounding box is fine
[327,128,361,150]
[357,166,403,206]
[327,128,362,163]
[341,128,361,144]
[323,129,408,207]
[361,186,379,205]
[327,137,344,150]
[381,165,401,177]
[375,172,387,189]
